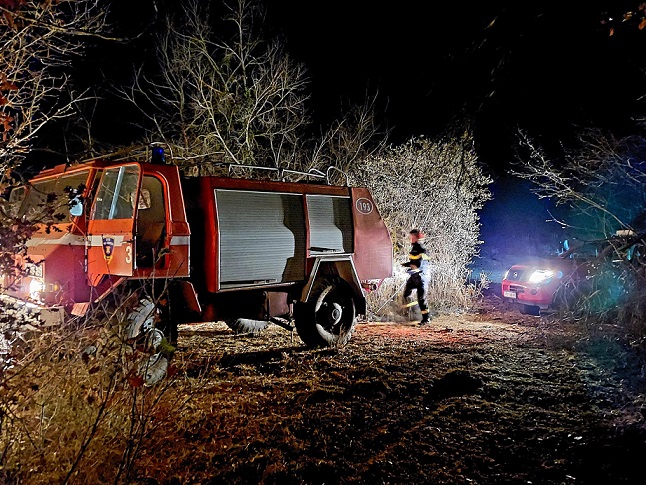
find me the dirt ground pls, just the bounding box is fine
[134,292,646,484]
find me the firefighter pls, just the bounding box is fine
[402,229,431,325]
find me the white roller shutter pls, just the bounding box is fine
[307,195,353,254]
[216,190,306,287]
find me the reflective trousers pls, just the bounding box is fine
[403,271,429,316]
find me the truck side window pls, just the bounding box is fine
[92,165,140,220]
[135,176,165,267]
[131,188,151,210]
[18,180,56,219]
[57,171,90,221]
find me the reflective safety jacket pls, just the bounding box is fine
[403,240,430,271]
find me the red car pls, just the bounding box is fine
[501,234,640,315]
[501,257,572,315]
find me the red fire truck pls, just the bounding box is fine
[2,154,393,356]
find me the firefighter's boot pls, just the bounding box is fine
[419,311,430,326]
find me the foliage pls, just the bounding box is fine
[0,0,107,171]
[123,0,306,172]
[514,129,646,349]
[0,0,108,288]
[601,3,646,36]
[349,133,492,312]
[515,130,646,237]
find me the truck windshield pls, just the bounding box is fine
[92,165,140,220]
[7,185,26,217]
[17,170,90,223]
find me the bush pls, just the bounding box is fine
[0,293,180,484]
[516,130,646,351]
[349,134,492,315]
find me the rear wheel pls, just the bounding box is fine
[226,318,270,334]
[294,278,357,348]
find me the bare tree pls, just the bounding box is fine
[0,0,108,172]
[0,0,108,278]
[123,0,387,181]
[0,0,108,276]
[513,129,646,239]
[124,0,308,173]
[310,93,389,185]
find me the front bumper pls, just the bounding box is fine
[501,281,554,309]
[0,293,66,327]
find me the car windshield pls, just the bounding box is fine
[561,237,637,262]
[561,242,601,259]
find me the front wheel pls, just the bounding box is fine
[294,278,357,348]
[125,296,176,386]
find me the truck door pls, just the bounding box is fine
[134,174,167,269]
[87,164,140,285]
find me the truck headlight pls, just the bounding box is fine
[528,270,554,284]
[29,278,45,300]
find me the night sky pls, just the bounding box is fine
[82,0,646,177]
[74,0,643,263]
[262,1,645,172]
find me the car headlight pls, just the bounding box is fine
[528,270,554,284]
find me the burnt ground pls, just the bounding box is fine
[134,293,646,484]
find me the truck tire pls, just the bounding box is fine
[125,296,176,386]
[123,287,179,344]
[226,318,270,334]
[125,296,175,343]
[294,278,357,348]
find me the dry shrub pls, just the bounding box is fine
[0,295,181,484]
[516,130,646,353]
[364,271,410,322]
[350,134,492,313]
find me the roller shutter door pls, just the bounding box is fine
[306,195,353,254]
[216,190,306,287]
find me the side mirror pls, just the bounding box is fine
[70,196,83,217]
